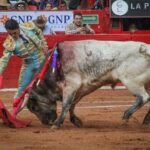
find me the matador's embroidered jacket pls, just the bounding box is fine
[0,22,48,74]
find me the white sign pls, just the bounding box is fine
[112,0,128,16]
[0,11,73,32]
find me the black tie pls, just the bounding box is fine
[19,34,29,43]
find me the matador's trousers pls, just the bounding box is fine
[14,51,43,99]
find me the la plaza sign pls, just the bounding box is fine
[110,0,150,17]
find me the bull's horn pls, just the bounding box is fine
[17,93,29,113]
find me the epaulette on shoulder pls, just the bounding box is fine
[3,35,15,51]
[20,22,36,30]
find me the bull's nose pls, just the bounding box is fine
[48,114,57,126]
[40,115,50,125]
[49,120,54,125]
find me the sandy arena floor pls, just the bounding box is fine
[0,89,150,150]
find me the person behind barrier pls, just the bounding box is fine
[65,12,95,34]
[68,0,81,10]
[0,19,48,101]
[14,0,28,10]
[128,23,138,33]
[44,2,53,10]
[33,15,56,35]
[92,0,103,10]
[39,0,58,10]
[0,0,11,10]
[58,1,68,10]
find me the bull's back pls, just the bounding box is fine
[58,40,145,72]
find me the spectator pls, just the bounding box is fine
[0,19,48,116]
[92,0,103,9]
[14,0,28,10]
[64,0,70,8]
[65,12,95,34]
[26,0,39,10]
[33,15,56,35]
[39,0,59,10]
[128,23,138,33]
[34,0,41,4]
[69,0,81,10]
[58,1,67,10]
[0,0,11,10]
[28,5,37,10]
[44,2,53,10]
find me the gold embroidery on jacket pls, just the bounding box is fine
[3,35,15,51]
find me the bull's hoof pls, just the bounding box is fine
[143,110,150,125]
[51,120,62,129]
[143,118,150,125]
[143,120,150,125]
[122,111,131,121]
[70,115,83,127]
[51,124,60,129]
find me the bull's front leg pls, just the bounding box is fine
[69,96,83,127]
[52,89,77,129]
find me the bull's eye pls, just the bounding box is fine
[30,105,39,112]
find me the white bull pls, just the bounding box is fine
[25,40,150,128]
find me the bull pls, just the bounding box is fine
[22,40,150,128]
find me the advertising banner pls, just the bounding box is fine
[0,11,74,32]
[82,15,99,24]
[110,0,150,17]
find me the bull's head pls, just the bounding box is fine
[26,90,57,125]
[19,55,64,125]
[25,78,62,125]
